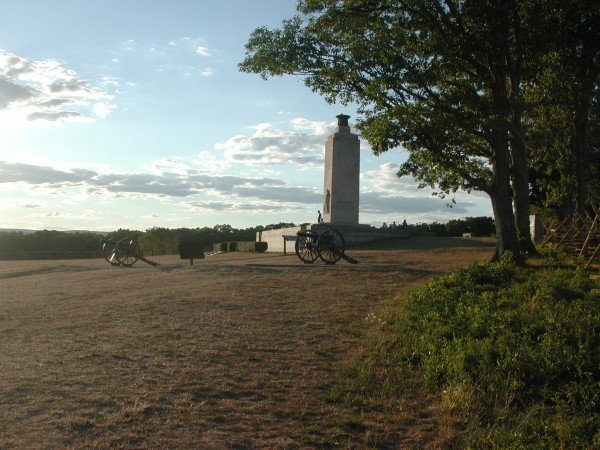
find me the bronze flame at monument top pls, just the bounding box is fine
[336,113,350,127]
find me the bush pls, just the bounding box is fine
[213,241,268,252]
[236,241,268,252]
[213,242,228,252]
[387,254,600,447]
[326,251,600,447]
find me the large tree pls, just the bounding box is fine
[240,0,538,261]
[526,0,600,218]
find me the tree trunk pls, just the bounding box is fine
[490,134,523,264]
[490,188,521,263]
[510,119,537,255]
[504,0,536,255]
[485,0,523,264]
[573,86,590,215]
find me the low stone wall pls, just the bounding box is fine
[255,225,305,253]
[256,223,410,253]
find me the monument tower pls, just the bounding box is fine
[322,114,360,225]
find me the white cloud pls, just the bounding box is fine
[169,36,191,46]
[0,114,492,229]
[92,101,116,118]
[167,37,214,57]
[143,157,193,176]
[101,76,120,87]
[27,111,91,122]
[0,160,311,204]
[118,40,136,52]
[126,37,217,79]
[0,76,35,108]
[362,162,421,195]
[195,46,211,56]
[215,120,329,167]
[0,50,116,126]
[290,117,331,135]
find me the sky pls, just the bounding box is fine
[0,0,492,232]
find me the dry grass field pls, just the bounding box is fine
[0,236,495,449]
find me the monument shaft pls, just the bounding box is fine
[323,115,360,225]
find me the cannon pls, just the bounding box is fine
[101,238,157,267]
[294,228,357,264]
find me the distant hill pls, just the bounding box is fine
[0,229,109,235]
[0,229,37,234]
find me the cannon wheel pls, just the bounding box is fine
[115,238,139,267]
[102,239,120,266]
[317,229,345,264]
[295,232,320,263]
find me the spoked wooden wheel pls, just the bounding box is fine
[317,229,345,264]
[102,239,120,266]
[295,232,319,263]
[115,238,139,267]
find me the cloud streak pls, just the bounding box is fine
[0,160,315,205]
[216,120,330,167]
[0,117,490,228]
[0,50,115,124]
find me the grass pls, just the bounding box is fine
[0,236,496,448]
[327,248,600,448]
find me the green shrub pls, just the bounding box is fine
[213,242,228,252]
[327,252,600,448]
[374,254,600,447]
[236,241,268,252]
[213,241,268,252]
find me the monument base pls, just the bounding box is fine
[257,223,409,253]
[309,222,409,246]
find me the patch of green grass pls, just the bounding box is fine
[331,249,600,448]
[337,325,362,338]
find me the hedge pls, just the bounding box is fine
[213,242,228,252]
[213,241,268,253]
[237,241,268,252]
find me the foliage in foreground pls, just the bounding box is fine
[335,251,600,447]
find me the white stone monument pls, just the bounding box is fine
[257,114,409,252]
[322,114,360,225]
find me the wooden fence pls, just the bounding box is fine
[540,204,600,269]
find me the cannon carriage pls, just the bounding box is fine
[294,228,357,264]
[101,238,157,267]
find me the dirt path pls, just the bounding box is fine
[0,237,494,449]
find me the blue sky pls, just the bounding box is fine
[0,0,491,232]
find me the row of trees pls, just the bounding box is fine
[0,230,102,259]
[239,0,600,263]
[0,218,492,259]
[0,222,297,259]
[399,216,496,237]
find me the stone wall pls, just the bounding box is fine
[256,223,410,253]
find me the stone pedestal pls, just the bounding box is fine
[323,114,360,225]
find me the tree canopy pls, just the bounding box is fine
[240,0,600,261]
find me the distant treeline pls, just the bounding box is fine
[0,217,494,260]
[401,216,495,238]
[0,222,296,260]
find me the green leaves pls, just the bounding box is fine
[239,0,598,258]
[388,253,600,446]
[240,0,510,196]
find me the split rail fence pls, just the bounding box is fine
[540,204,600,269]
